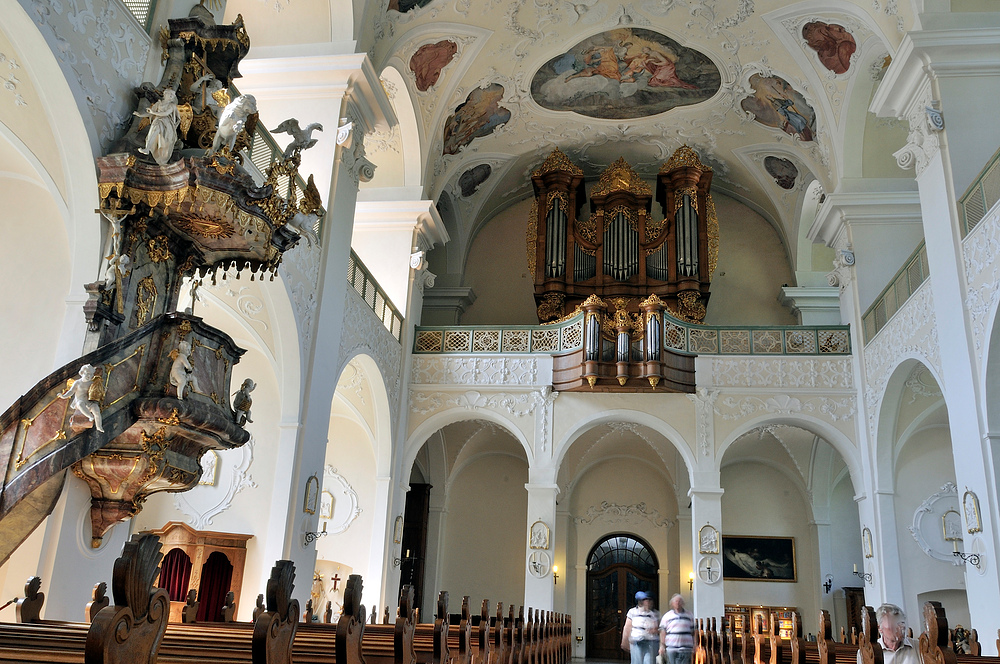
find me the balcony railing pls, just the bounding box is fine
[349,251,403,342]
[121,0,158,31]
[861,241,928,344]
[414,313,851,356]
[960,146,1000,237]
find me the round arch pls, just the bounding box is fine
[717,413,862,496]
[553,409,697,483]
[335,351,395,477]
[378,64,424,188]
[403,408,534,475]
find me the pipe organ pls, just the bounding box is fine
[528,147,718,325]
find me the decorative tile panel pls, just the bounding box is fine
[561,319,584,349]
[443,330,472,352]
[721,330,751,354]
[664,320,686,350]
[689,329,719,353]
[531,329,560,352]
[752,330,782,353]
[502,329,530,353]
[415,330,443,353]
[472,329,500,352]
[784,329,817,354]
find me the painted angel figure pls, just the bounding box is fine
[169,340,202,400]
[135,88,180,166]
[59,364,105,432]
[232,378,255,426]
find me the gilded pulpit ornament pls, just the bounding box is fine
[232,378,255,426]
[58,364,105,433]
[169,340,202,400]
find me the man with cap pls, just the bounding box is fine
[622,590,661,664]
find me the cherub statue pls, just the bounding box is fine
[286,174,325,247]
[103,253,131,288]
[169,340,201,400]
[232,378,255,426]
[134,88,180,166]
[272,118,323,159]
[208,94,257,156]
[59,364,105,432]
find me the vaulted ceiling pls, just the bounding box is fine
[356,0,913,259]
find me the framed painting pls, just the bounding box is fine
[722,535,796,582]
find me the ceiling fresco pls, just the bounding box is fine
[349,0,913,269]
[529,28,721,120]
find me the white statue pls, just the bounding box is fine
[135,89,180,166]
[103,253,131,287]
[271,118,323,159]
[169,340,201,400]
[232,378,255,426]
[208,94,257,156]
[59,364,105,432]
[185,278,202,315]
[190,73,228,117]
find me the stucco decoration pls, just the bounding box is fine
[409,387,551,417]
[30,0,151,149]
[575,502,674,529]
[173,438,257,529]
[707,357,854,390]
[278,236,321,358]
[530,28,721,120]
[688,388,719,457]
[338,287,402,419]
[908,482,962,566]
[863,281,941,442]
[904,364,941,403]
[893,83,941,177]
[322,465,363,535]
[715,394,856,422]
[962,203,1000,361]
[0,52,26,106]
[410,356,539,386]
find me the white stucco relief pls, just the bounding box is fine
[338,286,402,420]
[963,202,1000,362]
[173,439,257,529]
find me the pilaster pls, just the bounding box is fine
[524,482,559,610]
[688,485,723,618]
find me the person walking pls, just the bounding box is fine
[660,594,694,664]
[622,591,661,664]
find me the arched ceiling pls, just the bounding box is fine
[356,0,913,255]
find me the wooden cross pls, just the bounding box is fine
[331,573,341,591]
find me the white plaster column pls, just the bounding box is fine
[422,486,448,618]
[872,26,1000,639]
[524,482,559,610]
[237,52,396,609]
[688,484,723,618]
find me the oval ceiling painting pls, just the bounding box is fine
[530,28,721,120]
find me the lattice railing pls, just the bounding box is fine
[960,146,1000,237]
[348,251,404,342]
[121,0,158,30]
[861,241,929,344]
[414,312,850,356]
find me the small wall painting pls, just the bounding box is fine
[722,535,796,581]
[802,21,856,75]
[764,156,798,190]
[303,474,320,515]
[459,164,492,197]
[964,489,982,533]
[409,40,458,92]
[387,0,433,13]
[320,490,334,520]
[530,28,721,120]
[699,524,720,554]
[529,520,550,549]
[442,83,510,155]
[741,74,816,142]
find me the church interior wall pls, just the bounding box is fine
[849,218,924,312]
[828,475,863,613]
[720,461,821,637]
[439,449,529,612]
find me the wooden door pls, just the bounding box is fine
[586,535,659,660]
[844,587,865,642]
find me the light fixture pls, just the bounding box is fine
[304,521,327,545]
[553,565,559,585]
[953,550,981,567]
[852,563,872,584]
[822,575,833,594]
[393,548,414,568]
[688,571,694,591]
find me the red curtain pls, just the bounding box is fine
[196,551,233,622]
[159,548,192,602]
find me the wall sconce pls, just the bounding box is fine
[822,575,833,594]
[852,564,872,584]
[393,548,414,568]
[688,571,694,591]
[304,521,327,545]
[576,627,583,644]
[553,565,559,585]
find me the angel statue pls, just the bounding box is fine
[134,88,180,166]
[208,94,257,156]
[59,364,105,432]
[169,340,202,400]
[272,118,323,159]
[232,378,255,426]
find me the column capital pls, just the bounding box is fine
[688,487,724,498]
[524,483,561,494]
[353,198,450,252]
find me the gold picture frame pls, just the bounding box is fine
[303,474,320,515]
[942,509,962,542]
[963,489,982,534]
[320,490,334,520]
[862,527,874,558]
[699,525,720,554]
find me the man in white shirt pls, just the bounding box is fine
[857,604,920,664]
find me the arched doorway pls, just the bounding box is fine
[586,534,658,660]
